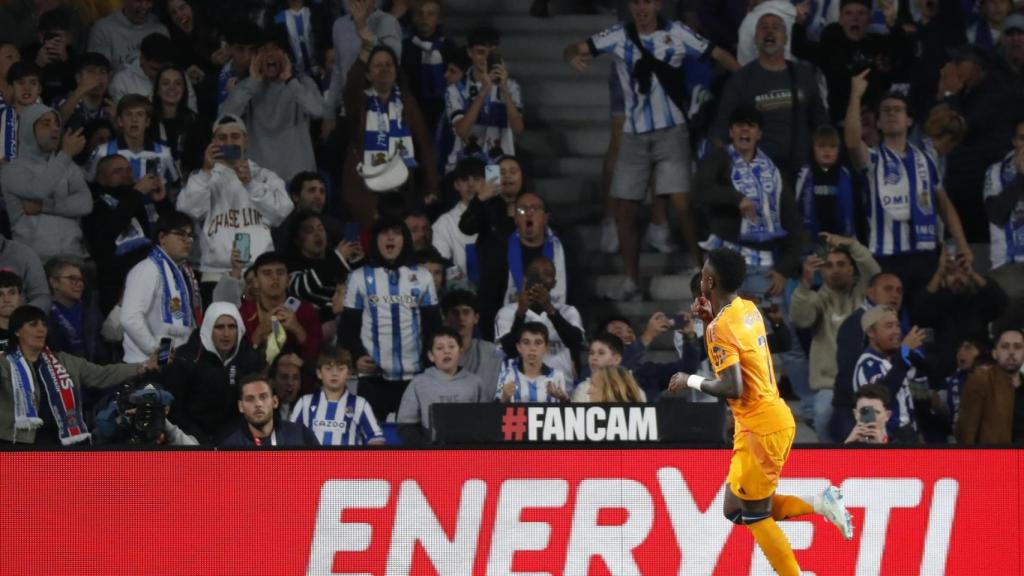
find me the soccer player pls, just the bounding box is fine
[669,248,853,576]
[290,346,384,446]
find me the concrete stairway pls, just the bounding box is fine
[442,1,693,362]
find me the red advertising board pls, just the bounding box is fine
[1,449,1020,575]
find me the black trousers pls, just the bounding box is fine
[358,376,410,424]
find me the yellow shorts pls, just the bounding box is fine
[727,426,795,501]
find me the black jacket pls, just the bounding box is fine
[222,418,320,447]
[163,332,265,445]
[83,183,173,314]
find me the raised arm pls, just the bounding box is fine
[844,69,871,171]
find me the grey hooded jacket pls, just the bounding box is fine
[1,104,93,262]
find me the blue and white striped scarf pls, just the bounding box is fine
[149,246,197,330]
[728,145,786,243]
[364,86,417,170]
[277,7,319,77]
[875,144,937,249]
[997,152,1024,262]
[0,106,17,162]
[410,33,446,101]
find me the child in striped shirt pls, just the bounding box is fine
[291,346,385,446]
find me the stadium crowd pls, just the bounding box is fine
[0,0,1021,448]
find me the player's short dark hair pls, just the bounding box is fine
[689,271,702,296]
[7,61,40,85]
[140,33,174,64]
[591,332,624,357]
[154,211,194,239]
[237,373,273,399]
[442,289,478,314]
[0,270,23,292]
[453,156,486,181]
[317,345,353,370]
[706,248,747,293]
[77,51,111,73]
[854,383,891,408]
[518,321,549,344]
[288,171,323,197]
[467,26,501,48]
[252,251,289,273]
[428,326,463,349]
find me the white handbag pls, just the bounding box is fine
[357,151,409,193]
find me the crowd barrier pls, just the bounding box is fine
[1,447,1019,575]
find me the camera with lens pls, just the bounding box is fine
[113,379,172,444]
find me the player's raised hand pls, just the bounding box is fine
[691,296,713,324]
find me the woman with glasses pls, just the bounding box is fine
[44,256,104,363]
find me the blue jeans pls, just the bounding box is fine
[814,389,835,443]
[741,267,813,422]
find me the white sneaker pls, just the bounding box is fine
[600,218,619,254]
[815,486,854,541]
[644,223,678,254]
[620,277,643,302]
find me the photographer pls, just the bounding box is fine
[495,256,583,379]
[844,383,909,445]
[95,381,199,446]
[0,305,150,446]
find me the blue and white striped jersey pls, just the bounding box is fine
[864,144,941,257]
[290,390,383,446]
[86,139,179,185]
[852,348,916,433]
[496,358,570,403]
[588,21,711,135]
[982,151,1024,269]
[344,264,438,382]
[443,70,523,173]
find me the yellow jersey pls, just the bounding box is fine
[705,298,794,435]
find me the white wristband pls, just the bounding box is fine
[686,374,705,391]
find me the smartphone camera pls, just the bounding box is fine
[858,405,877,424]
[220,145,243,161]
[487,53,503,73]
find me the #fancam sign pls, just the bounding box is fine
[501,406,659,442]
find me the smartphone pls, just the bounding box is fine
[814,241,830,261]
[674,313,688,329]
[858,405,877,424]
[157,337,173,365]
[344,222,360,243]
[43,31,60,43]
[64,116,85,134]
[233,232,251,263]
[487,53,504,72]
[145,158,159,176]
[920,327,935,345]
[485,164,501,186]
[220,145,242,161]
[285,296,301,312]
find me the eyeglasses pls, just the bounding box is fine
[57,276,85,285]
[169,229,195,240]
[516,205,544,216]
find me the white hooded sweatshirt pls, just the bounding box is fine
[199,302,247,366]
[177,160,293,276]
